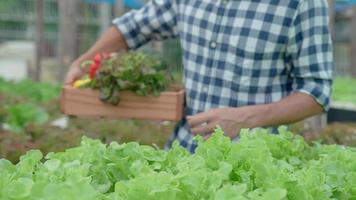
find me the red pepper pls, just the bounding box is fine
[93,53,102,65]
[88,53,103,79]
[89,62,99,79]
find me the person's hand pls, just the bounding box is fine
[64,62,87,85]
[187,107,257,139]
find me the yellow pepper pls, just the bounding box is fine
[73,78,91,88]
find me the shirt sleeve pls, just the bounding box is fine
[112,0,178,50]
[286,0,333,111]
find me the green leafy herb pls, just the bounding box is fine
[332,77,356,104]
[1,127,356,199]
[0,78,60,103]
[3,103,49,133]
[84,52,171,105]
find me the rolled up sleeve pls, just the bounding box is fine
[286,0,333,111]
[112,0,178,50]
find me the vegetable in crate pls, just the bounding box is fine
[74,52,171,105]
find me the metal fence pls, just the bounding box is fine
[0,0,109,57]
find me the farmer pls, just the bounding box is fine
[65,0,333,152]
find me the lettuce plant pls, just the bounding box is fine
[0,127,355,200]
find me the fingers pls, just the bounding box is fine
[64,67,82,85]
[64,75,74,85]
[187,110,218,137]
[190,120,217,136]
[204,133,212,140]
[187,111,215,128]
[64,73,78,85]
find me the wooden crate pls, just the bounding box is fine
[61,86,184,121]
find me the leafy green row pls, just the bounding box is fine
[0,78,60,103]
[2,103,49,133]
[0,127,355,200]
[0,78,59,133]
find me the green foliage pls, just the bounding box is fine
[0,127,355,199]
[88,52,171,105]
[0,0,24,13]
[0,78,60,103]
[0,78,59,133]
[162,39,183,70]
[332,77,356,104]
[3,103,49,133]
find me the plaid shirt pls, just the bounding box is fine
[113,0,333,153]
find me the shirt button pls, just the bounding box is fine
[209,41,217,49]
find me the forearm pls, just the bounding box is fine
[248,93,324,128]
[188,92,324,137]
[72,26,129,66]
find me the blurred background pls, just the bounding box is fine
[0,0,182,82]
[0,0,356,163]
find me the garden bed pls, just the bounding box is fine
[1,128,355,199]
[0,78,174,163]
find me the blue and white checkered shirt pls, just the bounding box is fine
[113,0,333,153]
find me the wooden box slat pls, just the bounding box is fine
[61,86,184,121]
